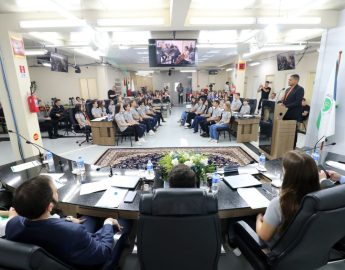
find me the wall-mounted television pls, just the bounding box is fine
[50,52,68,73]
[277,52,295,71]
[149,39,197,67]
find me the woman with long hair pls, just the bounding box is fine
[97,100,107,117]
[74,104,91,141]
[256,150,321,245]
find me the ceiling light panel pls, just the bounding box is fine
[15,0,80,11]
[284,28,325,42]
[100,0,167,10]
[260,0,318,10]
[20,20,86,28]
[258,17,321,25]
[191,0,255,10]
[190,17,256,25]
[28,31,64,45]
[98,18,165,26]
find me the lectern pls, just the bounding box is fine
[259,100,296,160]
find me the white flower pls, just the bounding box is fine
[171,158,179,166]
[169,151,174,157]
[184,160,194,167]
[201,158,208,166]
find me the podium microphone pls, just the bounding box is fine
[276,88,286,102]
[96,165,113,177]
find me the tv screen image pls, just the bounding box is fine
[277,52,295,71]
[149,39,197,67]
[51,52,68,73]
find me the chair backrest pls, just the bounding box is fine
[104,99,111,114]
[85,102,94,120]
[269,184,345,270]
[248,99,257,114]
[138,188,221,270]
[67,108,81,132]
[0,238,72,270]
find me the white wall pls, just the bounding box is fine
[192,70,230,91]
[245,51,319,100]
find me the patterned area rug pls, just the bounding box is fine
[95,147,255,169]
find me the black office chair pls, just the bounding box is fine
[114,122,134,147]
[0,188,12,210]
[0,238,73,270]
[233,184,345,270]
[104,99,111,114]
[85,101,94,120]
[215,112,232,142]
[248,99,258,115]
[68,108,92,146]
[137,188,221,270]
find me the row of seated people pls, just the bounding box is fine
[179,93,252,142]
[1,150,345,269]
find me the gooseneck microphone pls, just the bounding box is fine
[96,165,113,177]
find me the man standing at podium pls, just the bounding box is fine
[280,74,304,148]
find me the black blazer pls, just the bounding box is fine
[282,84,304,121]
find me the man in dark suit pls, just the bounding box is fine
[280,74,304,148]
[49,99,64,137]
[6,175,128,270]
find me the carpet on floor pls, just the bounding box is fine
[94,146,255,169]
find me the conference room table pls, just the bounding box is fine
[0,153,283,220]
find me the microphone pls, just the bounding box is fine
[304,142,336,153]
[8,129,62,166]
[96,165,113,177]
[313,136,326,153]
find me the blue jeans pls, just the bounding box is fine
[209,123,229,140]
[192,115,205,132]
[180,111,188,125]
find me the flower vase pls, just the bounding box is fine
[163,181,169,189]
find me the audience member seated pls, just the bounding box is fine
[147,98,165,124]
[123,103,146,142]
[6,175,128,270]
[179,97,197,126]
[301,98,310,121]
[231,93,242,112]
[37,109,55,139]
[142,98,161,126]
[108,99,115,115]
[168,164,197,188]
[200,100,222,138]
[91,99,102,118]
[162,92,171,103]
[98,100,107,116]
[49,99,64,138]
[209,101,232,143]
[0,207,17,237]
[269,92,277,102]
[115,104,144,146]
[239,98,251,115]
[191,100,213,133]
[137,101,158,131]
[75,96,82,105]
[256,151,320,247]
[130,100,155,135]
[74,104,92,141]
[185,98,206,128]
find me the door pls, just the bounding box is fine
[305,72,315,104]
[80,78,98,100]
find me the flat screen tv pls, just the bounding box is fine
[51,52,68,73]
[149,39,197,67]
[277,52,295,71]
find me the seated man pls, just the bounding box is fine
[37,109,56,139]
[168,164,196,188]
[239,98,251,115]
[231,93,242,112]
[301,98,310,121]
[49,99,64,138]
[200,100,222,137]
[6,175,128,270]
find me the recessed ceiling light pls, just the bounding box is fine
[258,17,321,25]
[98,18,164,26]
[20,19,86,28]
[25,49,48,56]
[190,17,256,25]
[180,70,197,73]
[249,62,260,66]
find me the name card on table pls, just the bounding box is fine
[237,188,270,209]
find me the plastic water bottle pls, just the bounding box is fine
[46,152,55,172]
[312,151,320,165]
[77,156,85,174]
[146,159,154,178]
[211,173,220,195]
[259,153,266,170]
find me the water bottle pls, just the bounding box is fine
[146,159,154,178]
[77,156,85,175]
[46,152,55,172]
[259,153,266,170]
[311,150,320,165]
[211,173,220,195]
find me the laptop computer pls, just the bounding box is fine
[224,174,262,189]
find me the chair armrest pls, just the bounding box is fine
[236,221,263,246]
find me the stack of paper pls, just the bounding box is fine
[95,187,128,208]
[80,180,110,195]
[237,188,270,209]
[238,164,259,175]
[110,175,140,189]
[11,160,41,172]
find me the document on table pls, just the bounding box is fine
[91,117,107,122]
[80,180,110,195]
[111,175,140,189]
[95,187,128,208]
[237,188,270,209]
[238,164,259,175]
[40,173,65,189]
[11,160,41,172]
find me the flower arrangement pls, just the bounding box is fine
[158,151,216,183]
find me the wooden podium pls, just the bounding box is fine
[259,101,296,160]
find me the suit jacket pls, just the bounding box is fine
[49,105,65,120]
[5,216,114,268]
[282,84,304,121]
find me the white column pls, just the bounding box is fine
[96,66,109,99]
[233,57,246,95]
[0,28,42,159]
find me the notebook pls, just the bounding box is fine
[110,175,140,189]
[224,174,261,189]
